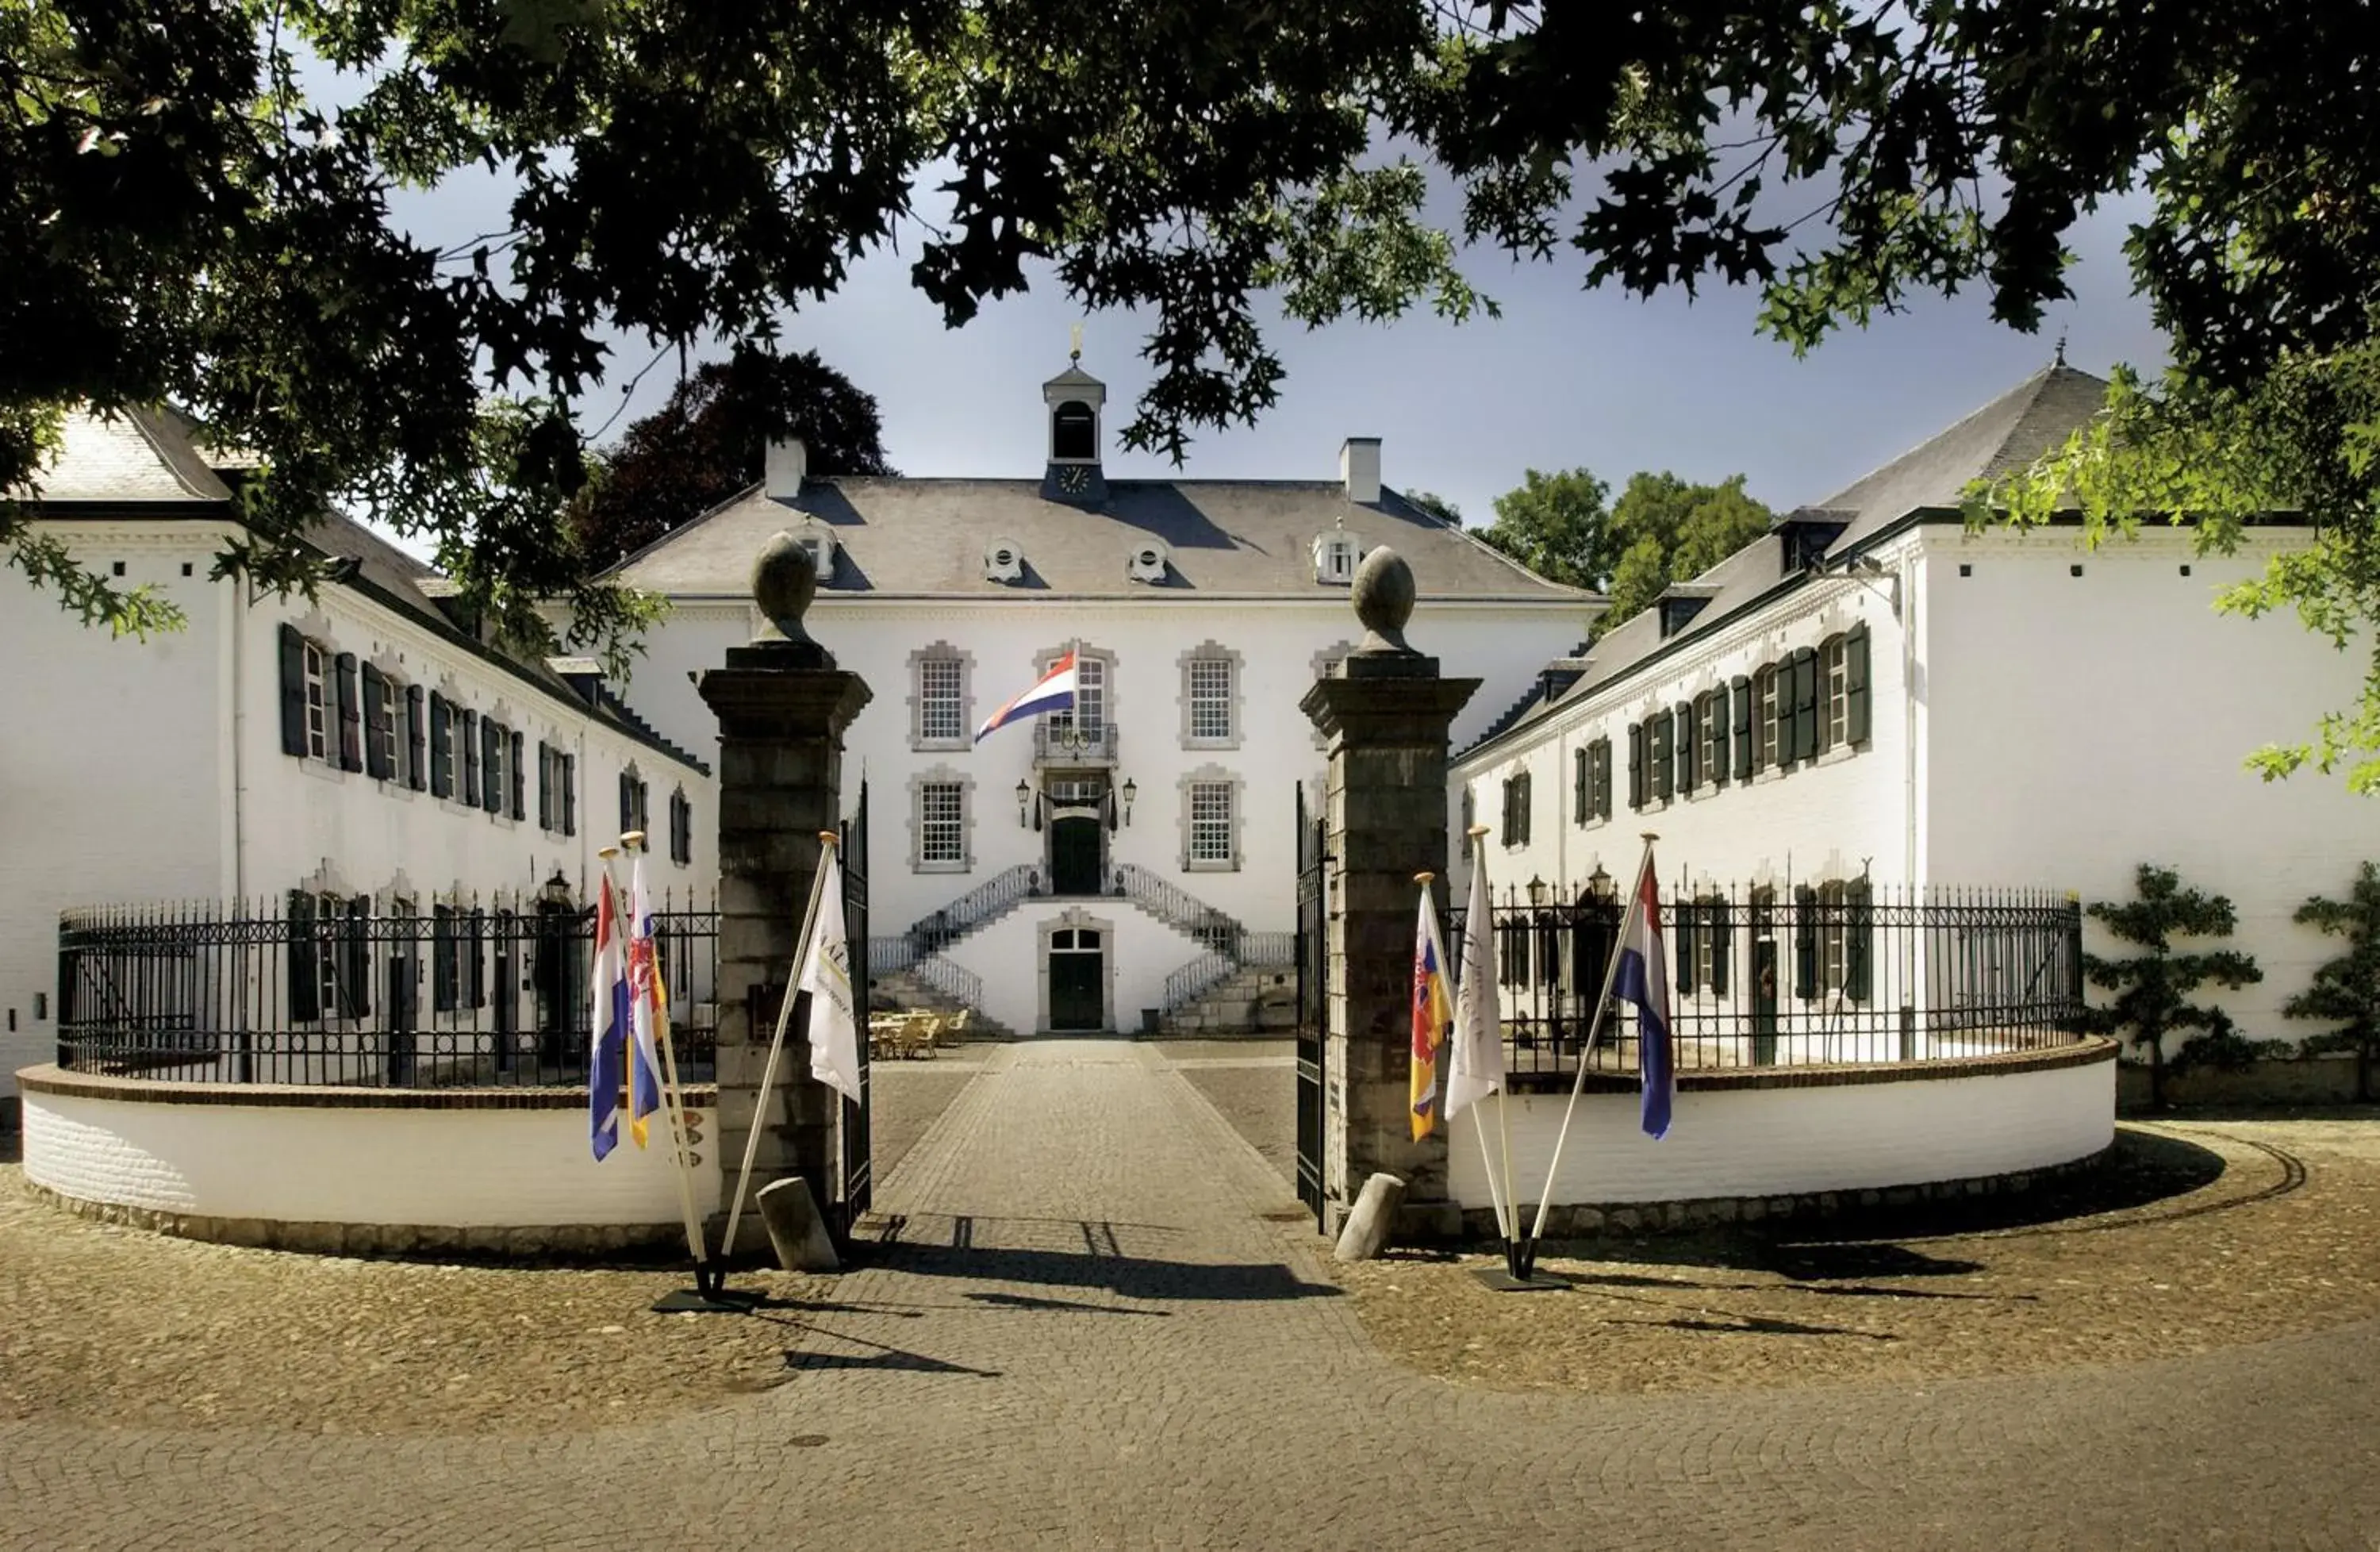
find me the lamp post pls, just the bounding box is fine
[1587,862,1614,904]
[1119,777,1135,827]
[1015,778,1031,828]
[1526,874,1549,909]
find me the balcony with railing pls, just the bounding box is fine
[1033,718,1119,767]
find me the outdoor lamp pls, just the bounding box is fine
[1015,778,1031,827]
[1588,862,1614,902]
[1527,874,1549,908]
[1120,778,1136,826]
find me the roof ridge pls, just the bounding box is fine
[1812,361,2094,511]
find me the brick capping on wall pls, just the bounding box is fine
[1499,1034,2117,1097]
[14,1064,719,1112]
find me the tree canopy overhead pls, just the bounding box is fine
[1472,467,1772,635]
[6,0,2379,742]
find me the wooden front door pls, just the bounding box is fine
[1049,928,1104,1031]
[1050,814,1104,897]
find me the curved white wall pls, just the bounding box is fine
[1449,1052,2113,1208]
[22,1085,718,1229]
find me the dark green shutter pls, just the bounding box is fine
[461,712,480,807]
[1676,904,1699,994]
[432,905,456,1012]
[428,694,452,798]
[538,743,554,830]
[1675,702,1695,791]
[1791,648,1820,763]
[405,684,427,790]
[1594,739,1612,820]
[1626,724,1645,809]
[466,909,486,1008]
[342,895,371,1017]
[1731,675,1753,780]
[1706,693,1729,789]
[286,890,319,1022]
[562,755,577,836]
[509,729,526,819]
[1650,716,1671,801]
[620,770,635,835]
[277,624,308,756]
[1846,622,1871,744]
[1793,885,1818,1001]
[1846,881,1874,1001]
[334,652,363,771]
[480,718,502,814]
[1710,899,1731,994]
[361,663,391,779]
[1573,747,1589,825]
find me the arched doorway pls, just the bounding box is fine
[1049,812,1104,896]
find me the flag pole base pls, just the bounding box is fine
[651,1260,763,1315]
[1471,1239,1569,1293]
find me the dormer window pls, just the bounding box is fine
[1313,532,1359,585]
[984,537,1025,583]
[795,527,835,582]
[1127,540,1169,584]
[1052,401,1097,461]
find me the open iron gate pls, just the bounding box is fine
[835,782,872,1236]
[1293,784,1329,1227]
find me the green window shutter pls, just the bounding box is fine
[461,712,481,807]
[286,890,319,1022]
[1772,662,1796,772]
[537,743,553,830]
[1731,676,1752,780]
[405,685,427,790]
[334,652,363,771]
[1627,723,1645,809]
[1573,747,1589,824]
[432,905,457,1012]
[509,729,526,820]
[361,663,390,779]
[1846,622,1872,745]
[1792,647,1820,763]
[428,695,452,798]
[620,770,635,835]
[1676,904,1699,994]
[1594,740,1612,820]
[1793,885,1818,1001]
[1650,716,1672,801]
[562,755,577,836]
[1674,701,1695,791]
[1710,900,1731,995]
[480,718,502,814]
[277,624,309,757]
[466,910,486,1008]
[1847,881,1874,1001]
[1706,693,1729,789]
[342,895,371,1017]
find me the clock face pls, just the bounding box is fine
[1058,463,1090,495]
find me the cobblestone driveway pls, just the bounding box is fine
[6,1041,2379,1550]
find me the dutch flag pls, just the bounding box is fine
[1611,855,1676,1139]
[588,874,631,1160]
[975,651,1078,743]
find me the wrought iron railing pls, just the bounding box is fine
[1162,951,1238,1012]
[1444,881,2085,1087]
[904,864,1042,956]
[1033,719,1119,764]
[868,934,919,974]
[1239,932,1296,966]
[56,893,717,1088]
[1112,863,1249,955]
[907,955,984,1008]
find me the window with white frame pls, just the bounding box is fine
[302,641,330,759]
[1821,633,1849,752]
[1699,690,1728,786]
[1187,656,1233,742]
[1051,652,1107,734]
[918,655,965,743]
[1314,532,1359,584]
[1188,781,1234,866]
[919,781,965,866]
[1756,663,1782,770]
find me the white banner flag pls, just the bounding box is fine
[1443,856,1505,1121]
[802,851,863,1105]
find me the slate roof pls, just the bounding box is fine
[1458,363,2113,759]
[607,477,1592,604]
[19,407,707,772]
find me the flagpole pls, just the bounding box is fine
[622,831,716,1289]
[1451,839,1514,1245]
[720,830,839,1265]
[1520,834,1658,1265]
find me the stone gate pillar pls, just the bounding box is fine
[1299,548,1478,1241]
[697,534,871,1254]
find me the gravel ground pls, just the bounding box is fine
[1338,1116,2380,1395]
[0,1057,987,1439]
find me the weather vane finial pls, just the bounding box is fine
[2054,329,2068,368]
[1069,322,1083,364]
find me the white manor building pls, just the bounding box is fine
[1,408,712,1100]
[589,358,1595,1036]
[1453,363,2379,1059]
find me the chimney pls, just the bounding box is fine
[1339,436,1381,505]
[765,437,808,499]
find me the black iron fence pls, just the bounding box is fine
[56,892,717,1087]
[1445,881,2084,1088]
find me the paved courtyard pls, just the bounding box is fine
[6,1042,2380,1549]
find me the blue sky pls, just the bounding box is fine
[386,145,2171,537]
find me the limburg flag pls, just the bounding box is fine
[1409,883,1454,1139]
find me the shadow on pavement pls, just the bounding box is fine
[864,1239,1340,1304]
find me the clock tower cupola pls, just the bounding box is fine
[1042,328,1108,505]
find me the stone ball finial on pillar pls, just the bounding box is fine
[1351,545,1418,655]
[752,531,820,650]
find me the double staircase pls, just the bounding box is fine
[864,862,1293,1035]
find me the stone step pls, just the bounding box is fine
[1159,965,1296,1035]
